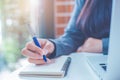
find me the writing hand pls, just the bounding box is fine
[21,39,55,64]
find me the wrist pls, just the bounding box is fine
[47,40,55,55]
[47,39,56,59]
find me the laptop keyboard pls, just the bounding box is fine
[100,64,107,71]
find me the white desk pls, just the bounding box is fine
[8,53,101,80]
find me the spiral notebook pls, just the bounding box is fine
[19,56,71,78]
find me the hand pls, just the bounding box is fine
[77,38,102,53]
[21,39,55,64]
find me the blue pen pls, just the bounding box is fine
[27,25,47,62]
[32,36,47,62]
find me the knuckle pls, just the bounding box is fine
[36,47,40,51]
[32,53,38,58]
[39,60,45,65]
[28,58,32,63]
[21,48,27,55]
[26,42,32,48]
[36,48,42,54]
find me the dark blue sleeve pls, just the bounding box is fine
[48,0,86,58]
[102,38,109,55]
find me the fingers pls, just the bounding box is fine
[43,43,51,55]
[42,40,55,54]
[25,41,44,55]
[22,48,42,59]
[21,39,54,65]
[28,58,51,65]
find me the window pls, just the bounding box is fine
[0,20,2,46]
[0,0,31,79]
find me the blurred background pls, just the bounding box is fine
[0,0,74,79]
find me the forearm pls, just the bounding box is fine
[50,33,85,57]
[48,0,86,58]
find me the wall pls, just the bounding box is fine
[54,0,75,37]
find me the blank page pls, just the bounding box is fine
[20,56,68,74]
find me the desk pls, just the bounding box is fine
[8,53,101,80]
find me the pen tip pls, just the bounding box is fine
[43,55,47,62]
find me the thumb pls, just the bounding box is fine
[42,49,48,55]
[42,41,54,55]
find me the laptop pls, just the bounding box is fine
[86,55,107,79]
[86,0,120,80]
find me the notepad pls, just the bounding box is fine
[19,56,71,78]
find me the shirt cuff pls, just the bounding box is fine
[102,38,109,55]
[47,39,56,59]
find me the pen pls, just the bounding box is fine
[32,36,47,62]
[27,25,47,62]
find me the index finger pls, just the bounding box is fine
[26,42,44,55]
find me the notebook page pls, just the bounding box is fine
[20,56,68,74]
